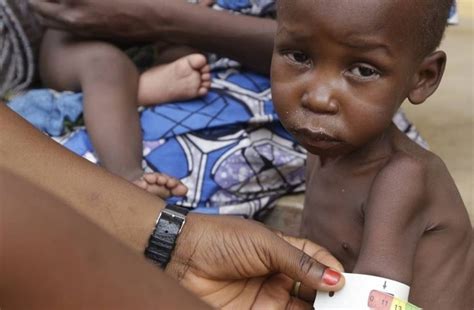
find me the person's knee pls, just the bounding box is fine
[40,36,138,91]
[80,44,138,84]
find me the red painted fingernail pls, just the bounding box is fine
[322,268,341,286]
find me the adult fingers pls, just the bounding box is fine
[30,0,83,31]
[277,234,344,303]
[295,283,316,303]
[265,273,316,305]
[252,274,313,310]
[281,234,344,272]
[30,0,65,21]
[268,235,345,293]
[286,297,313,310]
[35,16,70,31]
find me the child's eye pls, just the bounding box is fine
[284,51,312,66]
[348,65,380,80]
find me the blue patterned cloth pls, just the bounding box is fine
[55,69,307,216]
[6,0,427,217]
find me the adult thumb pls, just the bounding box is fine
[270,236,345,292]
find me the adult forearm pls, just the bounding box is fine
[152,2,276,74]
[31,0,277,74]
[0,105,345,309]
[0,169,210,309]
[0,105,163,252]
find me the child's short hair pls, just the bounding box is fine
[416,0,454,56]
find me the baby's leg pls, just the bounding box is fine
[40,31,188,199]
[138,54,211,106]
[40,30,144,182]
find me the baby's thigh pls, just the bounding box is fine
[40,30,137,91]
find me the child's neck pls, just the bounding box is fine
[318,124,396,168]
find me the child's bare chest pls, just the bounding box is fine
[301,161,381,271]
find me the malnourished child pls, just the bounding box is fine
[271,0,473,308]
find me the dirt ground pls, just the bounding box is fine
[266,0,474,234]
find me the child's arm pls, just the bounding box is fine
[353,155,428,285]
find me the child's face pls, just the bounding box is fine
[271,0,422,156]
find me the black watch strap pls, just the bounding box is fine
[145,205,189,269]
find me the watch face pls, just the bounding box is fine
[158,213,182,236]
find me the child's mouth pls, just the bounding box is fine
[293,128,343,150]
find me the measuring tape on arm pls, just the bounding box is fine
[368,290,421,310]
[314,273,422,309]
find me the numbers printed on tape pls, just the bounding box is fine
[367,290,421,310]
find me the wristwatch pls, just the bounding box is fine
[144,205,189,269]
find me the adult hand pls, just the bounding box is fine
[167,214,345,309]
[29,0,161,41]
[29,0,276,73]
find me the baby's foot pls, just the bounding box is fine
[138,54,211,106]
[133,173,188,199]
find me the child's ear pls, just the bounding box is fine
[408,51,446,105]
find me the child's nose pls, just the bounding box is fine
[301,83,339,115]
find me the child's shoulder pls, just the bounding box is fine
[368,149,432,215]
[362,142,467,240]
[382,145,446,182]
[385,131,455,195]
[371,135,465,221]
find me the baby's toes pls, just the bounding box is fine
[143,173,169,186]
[133,179,148,190]
[142,173,157,184]
[187,54,207,70]
[201,64,211,74]
[198,87,208,96]
[164,177,188,197]
[171,183,188,197]
[146,184,172,199]
[200,78,211,92]
[156,174,170,186]
[165,177,180,188]
[201,72,211,82]
[201,80,211,88]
